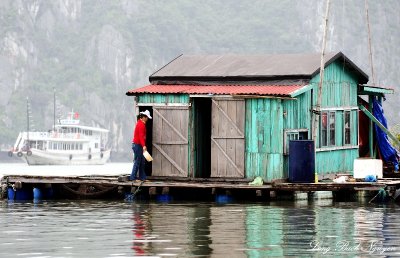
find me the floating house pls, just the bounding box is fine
[126,52,395,182]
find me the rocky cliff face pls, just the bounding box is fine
[1,0,399,154]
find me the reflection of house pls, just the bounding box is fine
[126,52,393,181]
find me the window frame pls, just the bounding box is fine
[320,111,336,148]
[283,129,309,155]
[344,110,351,145]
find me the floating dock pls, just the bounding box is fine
[2,164,400,202]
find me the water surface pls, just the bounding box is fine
[1,200,400,257]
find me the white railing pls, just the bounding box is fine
[19,131,100,140]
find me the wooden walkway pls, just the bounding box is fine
[2,174,400,201]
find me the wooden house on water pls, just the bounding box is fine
[126,52,394,182]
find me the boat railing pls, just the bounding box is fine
[19,131,99,140]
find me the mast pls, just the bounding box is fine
[312,0,331,144]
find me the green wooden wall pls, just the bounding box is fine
[137,94,190,104]
[282,91,313,176]
[245,59,361,181]
[310,60,360,176]
[245,98,284,181]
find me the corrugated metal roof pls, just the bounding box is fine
[149,52,369,84]
[126,84,306,97]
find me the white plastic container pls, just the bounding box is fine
[143,151,153,162]
[353,158,382,179]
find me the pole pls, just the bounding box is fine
[312,0,331,145]
[26,97,29,144]
[53,87,56,130]
[365,0,375,86]
[312,0,331,183]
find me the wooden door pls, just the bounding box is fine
[211,98,245,177]
[152,106,189,177]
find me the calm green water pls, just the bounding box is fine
[1,200,399,257]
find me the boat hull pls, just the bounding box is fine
[18,149,111,165]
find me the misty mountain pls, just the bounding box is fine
[1,0,399,156]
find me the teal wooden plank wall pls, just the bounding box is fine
[245,98,284,181]
[282,91,313,177]
[310,60,360,175]
[137,94,190,104]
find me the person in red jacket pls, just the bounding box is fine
[130,110,152,181]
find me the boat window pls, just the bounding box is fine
[95,143,99,149]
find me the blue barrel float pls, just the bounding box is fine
[8,187,33,201]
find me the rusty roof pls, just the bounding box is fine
[149,52,369,84]
[126,84,307,97]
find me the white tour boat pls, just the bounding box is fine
[10,111,111,165]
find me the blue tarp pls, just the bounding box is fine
[373,99,399,171]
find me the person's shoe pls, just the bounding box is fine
[118,176,130,182]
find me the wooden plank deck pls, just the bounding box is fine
[2,174,397,192]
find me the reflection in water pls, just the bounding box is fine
[131,205,150,255]
[1,200,400,257]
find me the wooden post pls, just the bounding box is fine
[369,95,374,157]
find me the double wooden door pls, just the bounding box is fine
[151,98,245,178]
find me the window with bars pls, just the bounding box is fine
[320,111,336,147]
[344,111,351,145]
[284,129,309,154]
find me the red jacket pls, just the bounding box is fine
[132,119,146,147]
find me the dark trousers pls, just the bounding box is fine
[130,143,146,180]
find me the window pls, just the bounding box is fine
[284,129,309,154]
[321,112,328,147]
[329,112,336,145]
[344,111,351,145]
[320,111,336,147]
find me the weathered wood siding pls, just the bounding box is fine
[137,94,190,104]
[152,106,189,177]
[245,98,284,181]
[310,60,360,175]
[137,94,191,177]
[211,98,245,178]
[282,91,313,177]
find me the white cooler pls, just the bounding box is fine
[353,158,383,179]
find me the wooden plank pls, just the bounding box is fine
[153,143,186,176]
[212,99,244,137]
[211,138,242,177]
[153,108,187,142]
